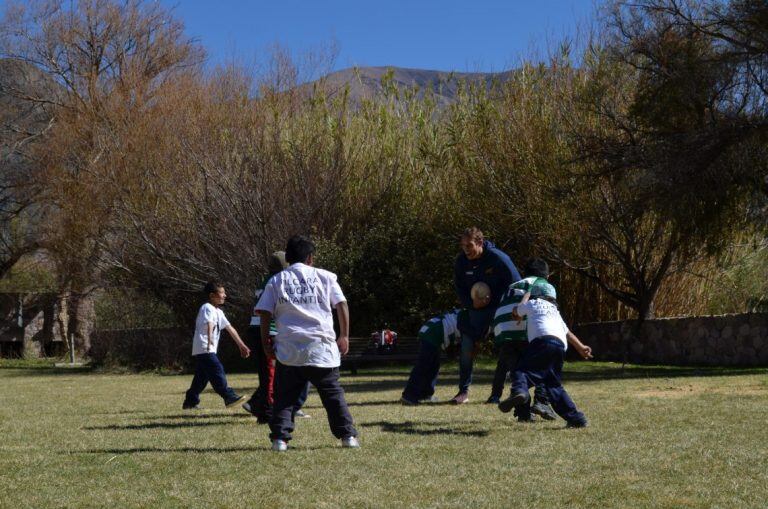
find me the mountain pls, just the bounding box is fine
[304,66,516,106]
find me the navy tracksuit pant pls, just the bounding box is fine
[511,336,586,425]
[402,340,441,402]
[183,353,240,407]
[269,362,357,442]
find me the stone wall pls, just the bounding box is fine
[574,312,768,366]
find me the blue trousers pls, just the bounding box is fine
[458,332,477,393]
[183,353,240,406]
[402,340,441,402]
[511,336,586,425]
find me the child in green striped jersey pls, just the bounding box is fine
[488,258,558,421]
[400,309,465,405]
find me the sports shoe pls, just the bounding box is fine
[294,409,311,418]
[485,395,501,404]
[400,396,418,406]
[225,395,247,408]
[271,439,288,452]
[418,395,439,404]
[182,403,200,410]
[565,419,589,429]
[242,401,254,414]
[498,391,530,413]
[531,402,557,421]
[341,436,360,448]
[449,391,469,405]
[517,414,537,423]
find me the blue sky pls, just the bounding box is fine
[160,0,596,73]
[0,0,597,73]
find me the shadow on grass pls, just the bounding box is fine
[84,418,249,430]
[361,420,490,437]
[150,413,254,420]
[75,444,339,454]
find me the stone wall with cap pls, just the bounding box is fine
[574,313,768,366]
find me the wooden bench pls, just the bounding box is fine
[341,335,448,374]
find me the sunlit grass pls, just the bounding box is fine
[1,360,767,508]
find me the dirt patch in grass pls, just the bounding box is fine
[636,383,767,399]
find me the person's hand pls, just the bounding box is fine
[577,344,593,360]
[511,307,521,323]
[262,337,274,357]
[337,335,350,356]
[239,343,251,358]
[472,295,490,309]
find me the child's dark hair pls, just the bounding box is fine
[203,281,223,296]
[285,235,315,264]
[524,258,549,279]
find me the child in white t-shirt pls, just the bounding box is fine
[182,282,251,409]
[256,235,358,451]
[498,291,593,428]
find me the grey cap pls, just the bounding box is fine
[529,281,557,299]
[268,251,288,274]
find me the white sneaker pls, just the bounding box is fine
[294,409,311,418]
[271,439,288,452]
[341,436,360,448]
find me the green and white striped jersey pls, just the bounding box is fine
[250,275,278,336]
[418,309,465,349]
[492,277,556,345]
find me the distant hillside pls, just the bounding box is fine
[304,66,516,106]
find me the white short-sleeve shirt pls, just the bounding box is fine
[515,299,569,349]
[191,303,231,355]
[255,263,346,367]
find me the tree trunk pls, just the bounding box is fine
[67,290,95,356]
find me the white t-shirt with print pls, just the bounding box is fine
[515,299,569,349]
[255,263,346,368]
[191,303,231,355]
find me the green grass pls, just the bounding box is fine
[1,359,767,508]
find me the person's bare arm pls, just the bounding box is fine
[566,330,593,360]
[207,322,214,352]
[259,311,274,357]
[335,301,350,355]
[225,324,250,358]
[511,292,531,322]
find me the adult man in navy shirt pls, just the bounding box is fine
[451,227,521,404]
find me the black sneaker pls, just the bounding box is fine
[565,419,589,429]
[485,395,501,404]
[531,402,557,421]
[498,391,530,413]
[517,414,537,423]
[182,403,200,410]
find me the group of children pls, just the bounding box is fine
[401,258,592,428]
[181,239,593,452]
[182,236,359,451]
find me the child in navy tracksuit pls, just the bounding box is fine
[498,290,593,428]
[182,282,251,409]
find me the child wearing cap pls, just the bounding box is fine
[244,252,311,422]
[489,258,558,421]
[498,283,593,428]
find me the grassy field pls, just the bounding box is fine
[1,359,767,509]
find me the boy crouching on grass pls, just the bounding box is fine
[400,309,465,405]
[256,235,359,452]
[182,282,251,410]
[498,288,593,428]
